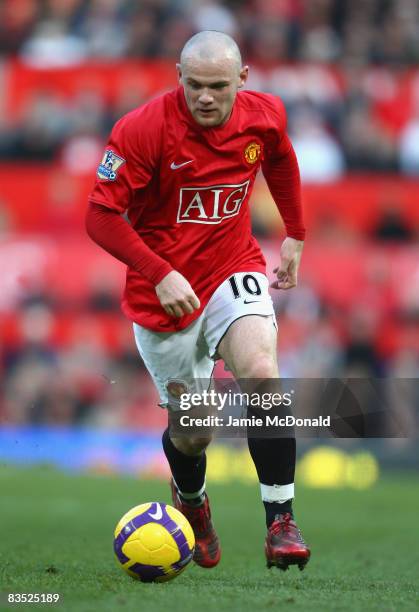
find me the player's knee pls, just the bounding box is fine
[178,435,212,455]
[237,353,278,379]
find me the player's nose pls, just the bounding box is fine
[198,90,214,104]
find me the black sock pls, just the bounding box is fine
[263,500,293,528]
[162,428,206,503]
[248,436,296,528]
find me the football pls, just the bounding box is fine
[113,502,195,582]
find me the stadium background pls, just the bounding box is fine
[1,0,419,517]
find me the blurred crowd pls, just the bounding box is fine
[0,254,418,430]
[0,280,160,429]
[2,0,419,65]
[0,0,418,432]
[0,0,419,174]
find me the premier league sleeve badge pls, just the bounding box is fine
[97,150,126,181]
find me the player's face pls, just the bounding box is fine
[177,59,248,127]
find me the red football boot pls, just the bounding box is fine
[171,480,221,568]
[265,513,311,571]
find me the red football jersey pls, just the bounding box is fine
[88,87,298,332]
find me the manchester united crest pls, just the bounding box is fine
[244,142,261,164]
[166,379,189,400]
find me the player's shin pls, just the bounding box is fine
[163,428,221,568]
[162,427,207,505]
[248,421,310,571]
[247,436,296,527]
[241,377,296,527]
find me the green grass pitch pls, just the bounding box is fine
[1,465,418,611]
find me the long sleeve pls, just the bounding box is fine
[262,134,306,241]
[85,202,173,286]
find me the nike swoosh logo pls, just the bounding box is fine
[170,160,193,170]
[244,299,260,304]
[148,503,163,520]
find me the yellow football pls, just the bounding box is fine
[114,502,195,582]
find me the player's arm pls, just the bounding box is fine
[86,203,173,285]
[86,205,200,317]
[262,120,305,290]
[86,114,199,317]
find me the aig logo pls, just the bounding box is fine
[177,180,250,224]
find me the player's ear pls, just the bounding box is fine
[176,63,183,83]
[238,65,249,89]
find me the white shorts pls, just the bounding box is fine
[133,271,277,410]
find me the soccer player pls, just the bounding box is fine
[86,31,310,572]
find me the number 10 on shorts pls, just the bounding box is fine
[228,274,262,300]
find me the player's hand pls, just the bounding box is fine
[271,237,304,290]
[155,270,201,318]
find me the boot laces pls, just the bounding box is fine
[270,512,294,536]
